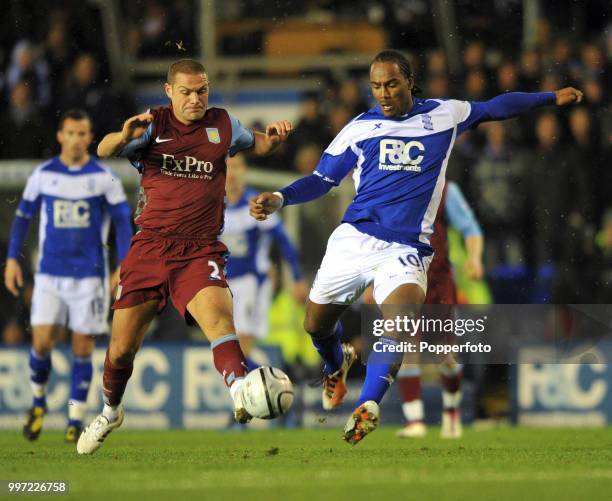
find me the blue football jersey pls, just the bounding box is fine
[13,157,129,278]
[314,98,480,255]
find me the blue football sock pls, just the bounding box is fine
[33,397,46,408]
[70,356,93,403]
[68,356,93,427]
[245,357,259,372]
[356,336,401,407]
[29,349,51,408]
[311,322,343,375]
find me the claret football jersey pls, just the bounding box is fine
[120,105,254,241]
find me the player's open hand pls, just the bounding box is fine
[291,279,308,304]
[465,256,484,281]
[265,120,293,144]
[249,192,283,221]
[4,258,23,297]
[121,112,154,142]
[555,87,583,106]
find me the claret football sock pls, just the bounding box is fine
[397,367,424,423]
[102,349,133,411]
[211,334,247,389]
[440,363,463,410]
[29,349,51,408]
[312,322,343,375]
[356,336,401,407]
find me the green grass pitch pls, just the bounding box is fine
[2,427,612,500]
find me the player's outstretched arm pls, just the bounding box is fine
[252,120,293,156]
[249,173,334,221]
[97,112,153,158]
[461,87,583,129]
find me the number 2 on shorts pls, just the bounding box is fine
[208,260,221,280]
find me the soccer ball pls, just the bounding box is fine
[241,367,294,419]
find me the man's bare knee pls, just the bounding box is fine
[202,314,234,338]
[108,301,158,366]
[32,340,53,356]
[382,283,425,307]
[187,287,235,340]
[109,343,139,366]
[72,333,95,358]
[31,325,59,355]
[303,313,329,337]
[303,302,345,338]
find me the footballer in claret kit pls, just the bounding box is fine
[77,59,293,454]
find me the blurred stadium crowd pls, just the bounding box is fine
[0,1,610,416]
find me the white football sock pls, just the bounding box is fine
[402,399,424,423]
[442,390,462,410]
[30,381,47,399]
[102,403,120,422]
[68,400,87,422]
[229,378,245,402]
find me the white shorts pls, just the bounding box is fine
[229,274,272,339]
[30,273,109,335]
[309,223,432,305]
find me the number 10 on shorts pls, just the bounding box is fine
[398,253,425,271]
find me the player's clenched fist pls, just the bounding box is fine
[554,87,584,106]
[249,192,283,221]
[121,112,154,142]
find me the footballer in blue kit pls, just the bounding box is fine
[223,153,306,367]
[250,50,584,444]
[4,109,132,443]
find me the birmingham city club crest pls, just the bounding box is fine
[206,128,221,144]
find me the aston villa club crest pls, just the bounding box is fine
[206,127,221,144]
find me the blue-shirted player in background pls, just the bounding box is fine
[4,109,132,443]
[223,152,307,368]
[250,50,583,444]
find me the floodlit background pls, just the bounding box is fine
[0,0,610,429]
